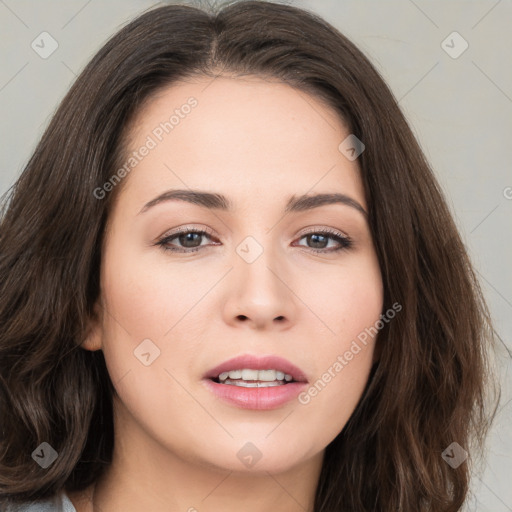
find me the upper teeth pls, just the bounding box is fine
[218,369,293,382]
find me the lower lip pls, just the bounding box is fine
[202,379,308,410]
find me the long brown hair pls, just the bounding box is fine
[0,1,500,510]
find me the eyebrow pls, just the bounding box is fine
[138,189,368,218]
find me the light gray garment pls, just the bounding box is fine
[4,491,76,512]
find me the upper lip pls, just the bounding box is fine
[204,354,308,383]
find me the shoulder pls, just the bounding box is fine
[3,491,76,512]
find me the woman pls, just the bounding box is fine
[0,1,499,511]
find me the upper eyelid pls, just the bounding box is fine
[160,225,215,239]
[161,225,349,239]
[299,226,349,238]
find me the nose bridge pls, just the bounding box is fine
[234,230,282,295]
[224,226,295,328]
[231,205,278,273]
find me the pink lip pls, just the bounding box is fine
[202,379,308,410]
[202,354,309,411]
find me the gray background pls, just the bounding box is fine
[1,0,511,509]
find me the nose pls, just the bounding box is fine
[222,243,297,331]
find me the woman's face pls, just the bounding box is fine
[85,75,383,475]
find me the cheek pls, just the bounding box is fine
[305,253,383,343]
[296,253,382,434]
[98,235,220,394]
[100,238,203,342]
[98,240,206,435]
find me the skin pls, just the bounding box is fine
[73,75,383,512]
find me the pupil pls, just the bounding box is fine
[180,233,201,248]
[309,234,327,249]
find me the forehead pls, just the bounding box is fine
[117,75,366,213]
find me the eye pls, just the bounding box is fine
[156,227,353,254]
[293,229,353,253]
[156,227,219,253]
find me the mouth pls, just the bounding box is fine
[210,369,297,387]
[203,354,308,387]
[202,354,309,410]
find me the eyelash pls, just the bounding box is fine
[155,227,353,254]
